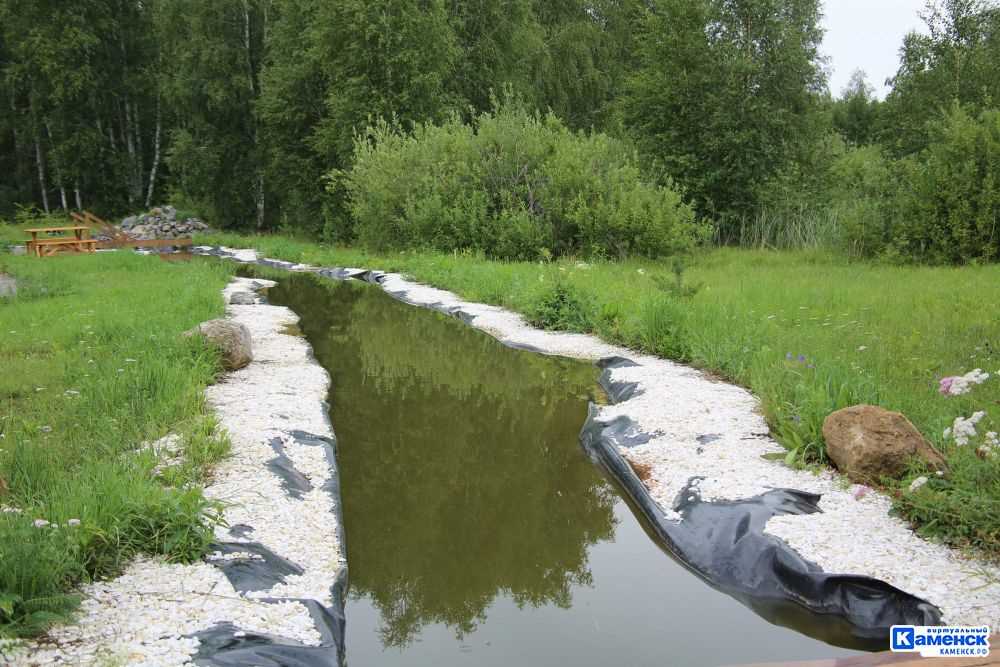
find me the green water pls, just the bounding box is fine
[265,273,858,667]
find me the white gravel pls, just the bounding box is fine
[200,246,1000,630]
[7,276,343,666]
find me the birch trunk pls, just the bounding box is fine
[123,98,138,206]
[145,98,162,208]
[74,180,82,210]
[34,130,50,214]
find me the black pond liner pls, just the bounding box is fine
[190,246,943,664]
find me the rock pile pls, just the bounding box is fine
[118,205,209,240]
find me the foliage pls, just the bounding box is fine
[882,0,1000,155]
[0,253,232,636]
[831,105,1000,263]
[340,102,705,259]
[621,0,827,225]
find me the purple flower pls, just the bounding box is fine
[797,354,806,363]
[938,377,955,395]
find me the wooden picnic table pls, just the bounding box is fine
[24,225,98,257]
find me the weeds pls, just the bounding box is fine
[0,252,232,636]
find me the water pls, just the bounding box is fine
[264,273,860,667]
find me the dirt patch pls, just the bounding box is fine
[626,456,655,483]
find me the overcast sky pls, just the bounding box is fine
[822,0,929,98]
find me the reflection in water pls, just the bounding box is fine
[264,273,859,667]
[274,278,613,647]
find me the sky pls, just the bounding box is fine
[821,0,929,98]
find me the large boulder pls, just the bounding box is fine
[823,405,948,483]
[185,319,253,370]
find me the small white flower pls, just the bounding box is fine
[857,346,867,352]
[637,268,646,275]
[908,476,929,493]
[40,426,52,433]
[67,518,81,527]
[124,358,137,363]
[1,506,22,514]
[33,519,50,528]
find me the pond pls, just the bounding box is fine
[264,273,860,667]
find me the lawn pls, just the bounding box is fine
[199,231,1000,555]
[0,248,233,636]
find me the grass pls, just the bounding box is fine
[0,248,233,637]
[199,230,1000,556]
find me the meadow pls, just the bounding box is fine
[0,247,232,636]
[200,230,1000,555]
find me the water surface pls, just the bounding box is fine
[266,274,859,667]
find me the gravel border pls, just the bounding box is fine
[7,277,347,666]
[202,246,1000,631]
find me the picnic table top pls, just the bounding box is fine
[24,225,91,233]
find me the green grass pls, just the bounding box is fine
[0,250,233,636]
[200,231,1000,556]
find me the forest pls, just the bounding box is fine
[2,0,999,263]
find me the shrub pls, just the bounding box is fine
[833,105,1000,264]
[337,102,707,260]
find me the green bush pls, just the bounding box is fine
[833,106,1000,263]
[337,102,707,260]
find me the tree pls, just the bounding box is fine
[157,0,270,228]
[832,69,881,146]
[883,0,1000,155]
[621,0,827,224]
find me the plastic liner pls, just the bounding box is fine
[209,541,304,592]
[580,398,942,648]
[196,247,945,654]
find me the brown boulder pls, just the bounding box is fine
[184,319,253,370]
[823,405,948,483]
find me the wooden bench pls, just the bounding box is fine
[24,225,98,257]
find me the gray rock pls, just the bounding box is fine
[184,319,253,370]
[0,273,16,298]
[229,292,257,305]
[122,215,138,229]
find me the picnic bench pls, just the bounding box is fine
[24,225,98,257]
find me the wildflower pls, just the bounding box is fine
[64,390,80,397]
[908,476,929,493]
[857,346,868,352]
[939,369,990,396]
[851,484,870,500]
[948,411,987,446]
[786,352,793,360]
[124,358,137,363]
[1,506,22,514]
[117,368,125,373]
[67,519,81,527]
[35,387,45,392]
[40,426,52,433]
[637,268,646,275]
[33,519,50,528]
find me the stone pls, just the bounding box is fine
[229,292,257,305]
[823,405,948,483]
[0,273,16,298]
[184,319,253,370]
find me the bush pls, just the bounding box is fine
[337,102,707,260]
[833,106,1000,263]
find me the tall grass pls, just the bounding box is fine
[717,206,845,251]
[0,252,232,636]
[199,230,1000,555]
